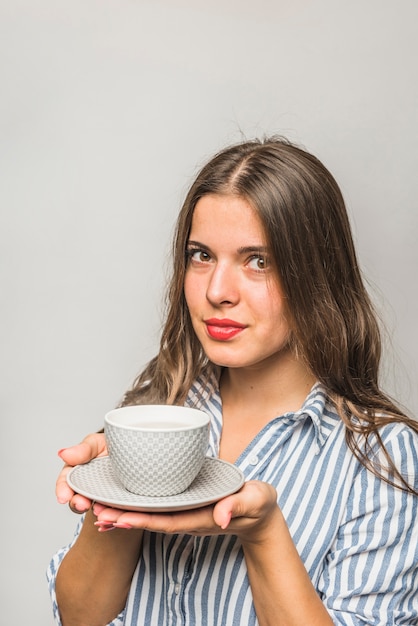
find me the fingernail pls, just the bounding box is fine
[98,525,116,533]
[94,520,114,527]
[220,511,232,530]
[57,448,67,458]
[94,521,115,533]
[112,523,132,529]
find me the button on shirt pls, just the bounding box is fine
[47,377,418,625]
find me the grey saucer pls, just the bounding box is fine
[67,456,245,512]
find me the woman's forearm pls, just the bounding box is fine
[56,509,143,626]
[241,507,333,626]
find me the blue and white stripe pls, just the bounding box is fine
[47,376,418,625]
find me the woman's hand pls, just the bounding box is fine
[93,480,279,541]
[56,433,108,513]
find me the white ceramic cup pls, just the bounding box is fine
[104,405,210,496]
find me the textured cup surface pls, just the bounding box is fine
[104,405,210,496]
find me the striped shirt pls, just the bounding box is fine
[47,377,418,625]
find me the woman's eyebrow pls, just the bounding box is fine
[186,240,210,249]
[187,241,269,255]
[237,245,269,255]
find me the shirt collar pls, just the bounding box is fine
[190,373,339,454]
[293,382,339,453]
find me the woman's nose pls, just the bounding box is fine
[206,262,239,306]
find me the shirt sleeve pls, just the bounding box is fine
[46,514,126,626]
[318,426,418,625]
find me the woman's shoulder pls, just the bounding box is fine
[365,418,418,492]
[377,415,418,447]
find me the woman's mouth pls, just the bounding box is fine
[204,318,246,341]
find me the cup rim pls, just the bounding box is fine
[104,404,210,431]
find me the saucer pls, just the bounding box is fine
[67,456,245,512]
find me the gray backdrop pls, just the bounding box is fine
[1,1,417,623]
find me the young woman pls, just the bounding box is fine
[49,137,418,626]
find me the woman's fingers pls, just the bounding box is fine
[213,481,278,531]
[56,464,76,505]
[94,504,216,534]
[56,463,93,511]
[55,433,107,509]
[58,433,107,466]
[92,481,279,536]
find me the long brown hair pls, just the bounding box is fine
[122,137,418,494]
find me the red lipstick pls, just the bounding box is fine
[204,318,246,341]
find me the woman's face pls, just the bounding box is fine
[184,193,293,372]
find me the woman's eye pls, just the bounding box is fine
[187,249,211,263]
[247,255,268,271]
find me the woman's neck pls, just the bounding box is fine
[218,351,316,463]
[220,350,316,418]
